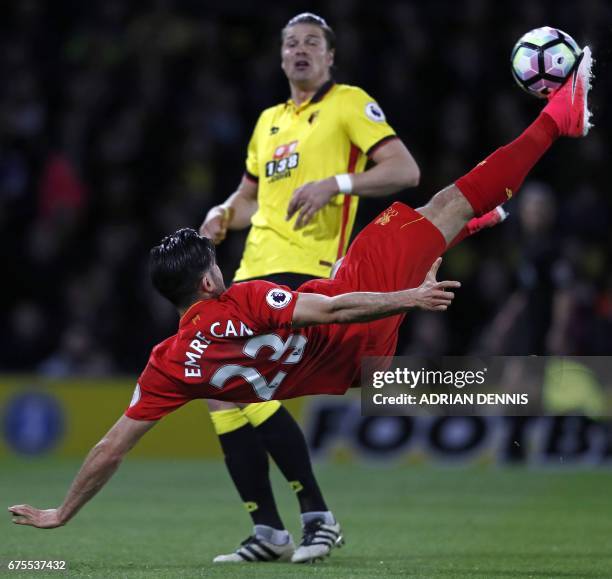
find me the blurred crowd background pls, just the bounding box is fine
[2,0,611,377]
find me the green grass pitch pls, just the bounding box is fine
[2,459,612,578]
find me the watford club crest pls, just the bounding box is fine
[375,207,399,226]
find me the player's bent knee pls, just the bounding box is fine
[417,185,473,244]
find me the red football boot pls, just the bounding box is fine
[542,46,593,137]
[467,205,509,235]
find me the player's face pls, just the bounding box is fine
[281,24,334,89]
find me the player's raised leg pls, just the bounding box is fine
[419,46,593,245]
[326,45,593,363]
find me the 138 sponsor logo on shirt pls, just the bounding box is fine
[265,140,300,181]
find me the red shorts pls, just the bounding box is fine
[300,202,446,358]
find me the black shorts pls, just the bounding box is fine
[238,272,316,291]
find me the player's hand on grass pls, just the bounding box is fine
[412,258,461,311]
[286,178,336,230]
[8,505,65,529]
[199,206,233,244]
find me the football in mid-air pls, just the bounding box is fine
[511,26,581,98]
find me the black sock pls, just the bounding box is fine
[218,424,284,529]
[255,406,327,513]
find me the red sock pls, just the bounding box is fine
[447,208,505,249]
[455,112,559,216]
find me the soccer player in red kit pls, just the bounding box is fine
[9,48,593,540]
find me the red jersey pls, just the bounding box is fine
[127,203,448,421]
[126,280,366,421]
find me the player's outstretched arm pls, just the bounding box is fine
[199,175,258,243]
[8,415,157,529]
[292,258,460,327]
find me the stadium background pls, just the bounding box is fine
[2,3,612,576]
[1,1,611,457]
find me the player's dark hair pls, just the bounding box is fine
[282,12,336,51]
[150,228,216,309]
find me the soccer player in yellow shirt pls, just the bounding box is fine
[199,13,420,564]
